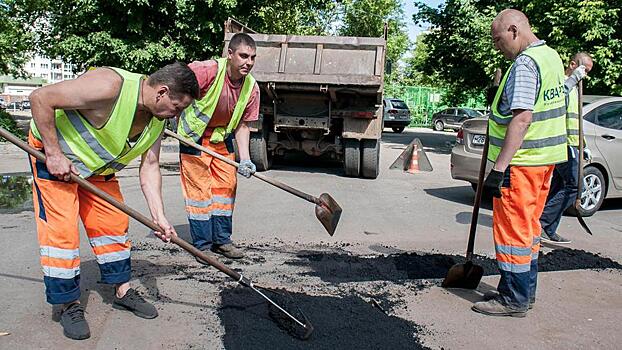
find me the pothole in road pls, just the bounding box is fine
[286,249,622,283]
[218,287,431,350]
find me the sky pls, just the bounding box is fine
[403,0,445,42]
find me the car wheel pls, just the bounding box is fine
[392,126,405,133]
[434,120,444,131]
[567,166,606,217]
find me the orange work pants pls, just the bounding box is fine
[493,165,554,309]
[29,133,131,304]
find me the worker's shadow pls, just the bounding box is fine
[51,256,213,321]
[443,281,497,304]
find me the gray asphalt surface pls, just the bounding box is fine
[1,127,621,349]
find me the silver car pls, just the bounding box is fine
[450,96,622,216]
[383,98,411,133]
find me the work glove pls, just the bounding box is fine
[483,169,504,198]
[583,147,592,162]
[564,65,587,92]
[237,159,256,178]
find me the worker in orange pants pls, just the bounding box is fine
[473,9,568,317]
[29,134,132,304]
[179,132,237,254]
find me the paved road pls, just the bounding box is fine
[1,128,621,349]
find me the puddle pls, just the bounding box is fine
[286,249,622,284]
[0,173,33,214]
[219,287,430,349]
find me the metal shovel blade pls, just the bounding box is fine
[314,193,342,236]
[441,261,484,289]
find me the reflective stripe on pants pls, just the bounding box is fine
[29,132,132,305]
[180,134,237,250]
[493,165,553,309]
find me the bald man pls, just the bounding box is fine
[539,52,594,245]
[475,9,568,317]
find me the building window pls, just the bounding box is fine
[30,63,36,68]
[52,63,62,70]
[64,74,73,79]
[53,73,62,80]
[41,63,49,69]
[40,73,48,79]
[64,64,71,71]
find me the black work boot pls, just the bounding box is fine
[60,303,90,340]
[113,288,158,319]
[483,290,534,309]
[472,297,527,317]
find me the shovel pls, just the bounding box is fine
[164,129,341,236]
[442,129,487,289]
[0,126,314,340]
[574,80,592,235]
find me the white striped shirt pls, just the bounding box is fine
[498,40,546,116]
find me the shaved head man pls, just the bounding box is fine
[491,9,539,60]
[475,9,568,317]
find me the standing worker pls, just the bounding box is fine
[177,33,260,261]
[539,52,594,244]
[473,9,568,317]
[28,62,199,339]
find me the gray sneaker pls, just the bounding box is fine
[483,290,534,309]
[541,232,572,244]
[113,288,158,319]
[472,298,527,317]
[60,303,90,340]
[212,243,244,259]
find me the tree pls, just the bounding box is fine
[338,0,411,83]
[411,0,622,103]
[31,0,335,74]
[0,1,35,77]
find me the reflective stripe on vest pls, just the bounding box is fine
[566,87,580,146]
[30,67,165,178]
[177,58,255,144]
[488,45,568,166]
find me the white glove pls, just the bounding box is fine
[583,147,592,162]
[237,159,256,178]
[565,65,587,92]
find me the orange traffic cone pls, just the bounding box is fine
[407,144,420,173]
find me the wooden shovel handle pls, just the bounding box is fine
[163,129,318,204]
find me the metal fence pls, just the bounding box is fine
[384,85,486,127]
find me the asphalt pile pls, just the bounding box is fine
[218,287,430,350]
[288,249,622,283]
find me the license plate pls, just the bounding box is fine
[472,134,486,145]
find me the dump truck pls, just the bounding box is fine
[223,19,387,178]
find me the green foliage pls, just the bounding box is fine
[0,174,32,211]
[0,1,35,77]
[26,0,338,74]
[0,109,26,142]
[338,0,411,83]
[411,0,622,103]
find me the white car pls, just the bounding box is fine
[450,96,622,216]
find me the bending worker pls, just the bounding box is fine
[473,9,568,317]
[28,63,199,339]
[177,32,260,261]
[539,52,594,244]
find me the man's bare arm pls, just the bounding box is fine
[493,109,532,171]
[234,121,251,161]
[139,135,176,242]
[29,69,121,180]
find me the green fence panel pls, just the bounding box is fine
[385,85,486,127]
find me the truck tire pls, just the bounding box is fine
[361,139,380,179]
[249,131,272,171]
[343,139,360,177]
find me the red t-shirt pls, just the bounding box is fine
[188,60,260,128]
